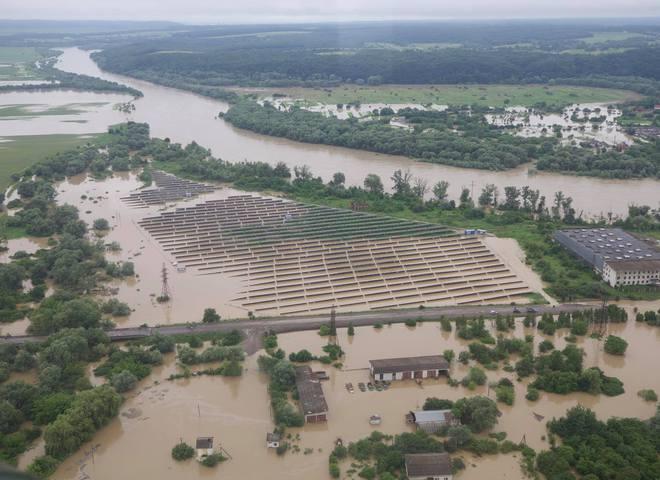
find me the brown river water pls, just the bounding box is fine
[15,303,659,480]
[43,47,660,219]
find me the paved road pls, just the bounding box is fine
[1,303,590,346]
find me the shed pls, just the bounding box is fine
[195,437,214,461]
[266,432,281,449]
[405,452,453,480]
[408,410,458,433]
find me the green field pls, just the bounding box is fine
[0,134,101,191]
[0,46,43,64]
[0,46,46,80]
[0,103,107,118]
[265,84,641,108]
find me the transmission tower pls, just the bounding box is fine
[159,263,171,302]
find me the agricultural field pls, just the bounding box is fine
[0,133,100,190]
[0,46,46,81]
[0,102,107,118]
[261,84,641,108]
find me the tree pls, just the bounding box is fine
[412,177,428,199]
[33,392,73,425]
[478,184,499,207]
[604,335,628,355]
[390,169,413,197]
[202,308,221,323]
[93,218,110,230]
[452,396,499,433]
[171,441,195,461]
[27,456,60,478]
[331,172,345,186]
[347,323,355,336]
[271,360,296,389]
[363,174,384,195]
[423,397,453,410]
[0,400,23,434]
[432,180,450,202]
[111,370,138,393]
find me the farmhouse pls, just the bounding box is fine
[407,410,459,433]
[405,452,453,480]
[369,355,449,381]
[554,228,660,287]
[295,366,328,423]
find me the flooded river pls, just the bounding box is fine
[43,47,659,218]
[30,302,660,480]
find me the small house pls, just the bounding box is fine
[266,432,281,449]
[196,437,214,461]
[405,452,453,480]
[369,355,449,381]
[407,410,458,434]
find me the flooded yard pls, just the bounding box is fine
[38,304,660,480]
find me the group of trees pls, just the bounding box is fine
[224,100,660,179]
[537,405,660,480]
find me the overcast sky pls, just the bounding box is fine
[3,0,660,24]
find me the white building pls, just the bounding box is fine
[602,260,660,288]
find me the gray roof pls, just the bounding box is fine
[295,366,328,415]
[606,259,660,272]
[370,355,449,374]
[411,410,455,425]
[196,437,213,449]
[554,228,660,271]
[266,432,281,442]
[405,452,452,477]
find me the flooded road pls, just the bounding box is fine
[44,302,660,480]
[49,47,660,218]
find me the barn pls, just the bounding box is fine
[369,355,449,381]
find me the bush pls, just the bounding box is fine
[461,367,487,387]
[111,370,138,393]
[27,455,60,478]
[637,389,658,402]
[202,308,221,323]
[604,335,628,355]
[171,441,195,461]
[200,452,225,467]
[318,324,331,336]
[93,218,109,230]
[526,387,540,401]
[423,397,454,411]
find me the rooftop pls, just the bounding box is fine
[196,437,213,449]
[370,355,449,374]
[295,366,328,415]
[410,409,455,424]
[405,452,452,477]
[606,259,660,272]
[266,432,281,442]
[555,228,660,265]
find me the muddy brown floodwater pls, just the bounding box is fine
[30,299,659,480]
[49,47,660,218]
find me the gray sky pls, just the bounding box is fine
[3,0,660,23]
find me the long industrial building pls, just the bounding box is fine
[554,228,660,287]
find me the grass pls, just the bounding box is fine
[0,47,43,64]
[263,84,641,108]
[0,134,102,191]
[0,103,107,118]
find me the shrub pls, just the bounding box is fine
[526,387,540,401]
[318,324,331,336]
[111,370,138,393]
[200,452,225,467]
[171,442,195,461]
[461,367,487,387]
[92,218,109,230]
[604,335,628,355]
[27,455,60,478]
[637,389,658,402]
